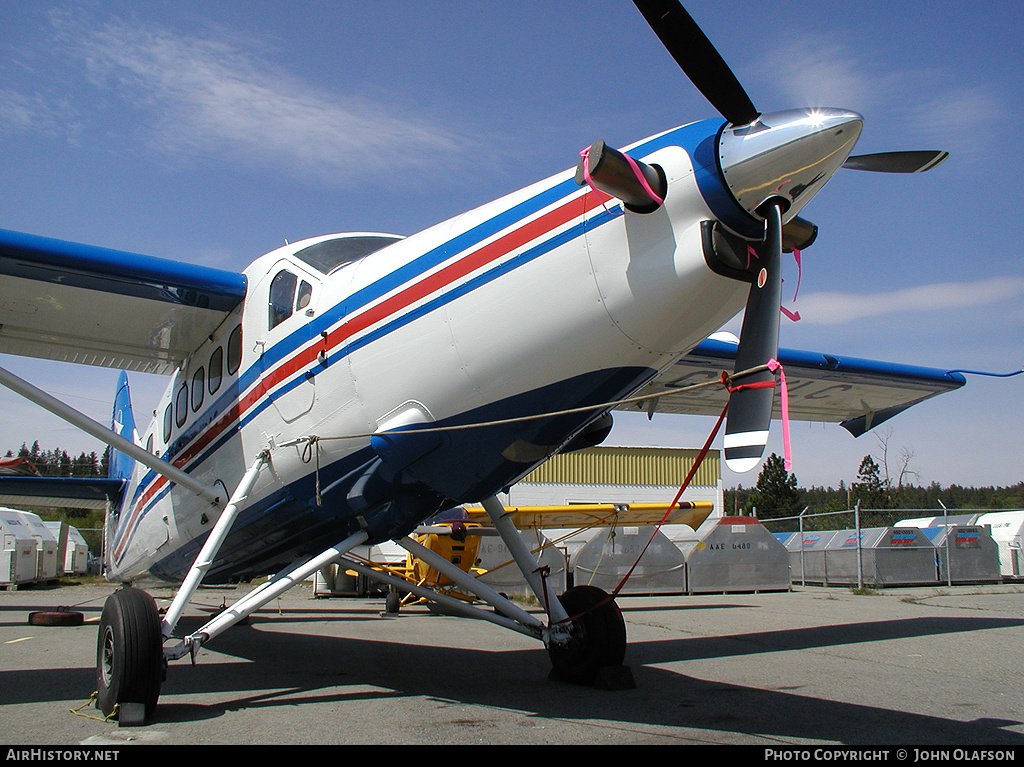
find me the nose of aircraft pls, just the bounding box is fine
[718,108,864,222]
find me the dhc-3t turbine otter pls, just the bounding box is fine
[0,1,965,723]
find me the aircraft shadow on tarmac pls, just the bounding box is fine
[2,603,1022,745]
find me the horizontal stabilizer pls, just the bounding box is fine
[0,476,124,510]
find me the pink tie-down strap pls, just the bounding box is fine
[767,358,792,471]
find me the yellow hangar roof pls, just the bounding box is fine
[521,446,720,487]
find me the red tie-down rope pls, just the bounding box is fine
[547,359,792,625]
[544,362,790,630]
[605,359,791,599]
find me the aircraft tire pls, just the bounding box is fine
[547,585,626,685]
[385,590,402,614]
[95,587,164,723]
[28,609,84,626]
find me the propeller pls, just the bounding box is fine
[632,0,783,471]
[630,1,949,473]
[723,201,784,472]
[632,0,759,126]
[843,150,949,173]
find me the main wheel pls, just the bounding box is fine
[547,585,626,685]
[385,589,402,614]
[96,587,164,723]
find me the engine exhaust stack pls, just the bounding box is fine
[575,139,667,213]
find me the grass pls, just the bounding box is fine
[850,585,881,595]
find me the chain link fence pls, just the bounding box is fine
[760,504,1005,589]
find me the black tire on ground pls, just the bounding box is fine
[28,610,84,626]
[95,587,164,722]
[547,585,626,685]
[385,589,402,614]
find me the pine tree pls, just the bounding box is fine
[852,455,888,508]
[748,453,800,518]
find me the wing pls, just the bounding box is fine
[463,501,714,531]
[627,336,967,437]
[0,228,247,375]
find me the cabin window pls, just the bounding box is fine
[269,270,297,329]
[191,367,205,412]
[208,346,223,395]
[175,383,188,428]
[227,324,242,375]
[163,404,173,443]
[296,280,313,311]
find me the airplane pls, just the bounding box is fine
[0,0,973,725]
[361,500,717,611]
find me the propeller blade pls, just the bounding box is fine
[724,201,784,473]
[632,0,760,126]
[842,150,949,173]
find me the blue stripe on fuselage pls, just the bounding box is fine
[118,120,737,558]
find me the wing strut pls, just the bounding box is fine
[0,364,222,507]
[165,527,373,661]
[160,450,270,639]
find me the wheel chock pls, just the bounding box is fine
[594,665,636,691]
[117,703,147,727]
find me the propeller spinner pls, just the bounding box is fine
[631,1,948,472]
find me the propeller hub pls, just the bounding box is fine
[719,108,863,223]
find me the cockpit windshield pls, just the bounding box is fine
[293,235,402,274]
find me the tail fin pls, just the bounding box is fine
[108,371,138,482]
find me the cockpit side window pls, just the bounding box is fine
[269,270,297,329]
[296,280,313,311]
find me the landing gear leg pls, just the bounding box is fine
[547,585,627,686]
[478,496,629,687]
[95,451,270,725]
[95,587,164,725]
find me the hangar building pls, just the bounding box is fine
[497,445,723,515]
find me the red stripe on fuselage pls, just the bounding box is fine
[115,188,608,560]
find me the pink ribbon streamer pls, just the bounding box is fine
[767,358,792,471]
[791,249,802,301]
[578,147,612,213]
[621,152,664,206]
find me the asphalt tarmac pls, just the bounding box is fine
[2,580,1023,748]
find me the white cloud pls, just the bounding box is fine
[0,87,77,138]
[903,86,1006,160]
[753,37,885,110]
[751,32,1005,158]
[44,10,477,185]
[794,277,1024,325]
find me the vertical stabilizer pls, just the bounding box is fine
[109,371,138,482]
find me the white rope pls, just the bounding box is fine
[285,363,768,449]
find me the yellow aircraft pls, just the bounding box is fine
[348,501,714,613]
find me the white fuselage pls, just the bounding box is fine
[107,120,750,583]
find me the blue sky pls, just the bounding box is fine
[1,1,1022,493]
